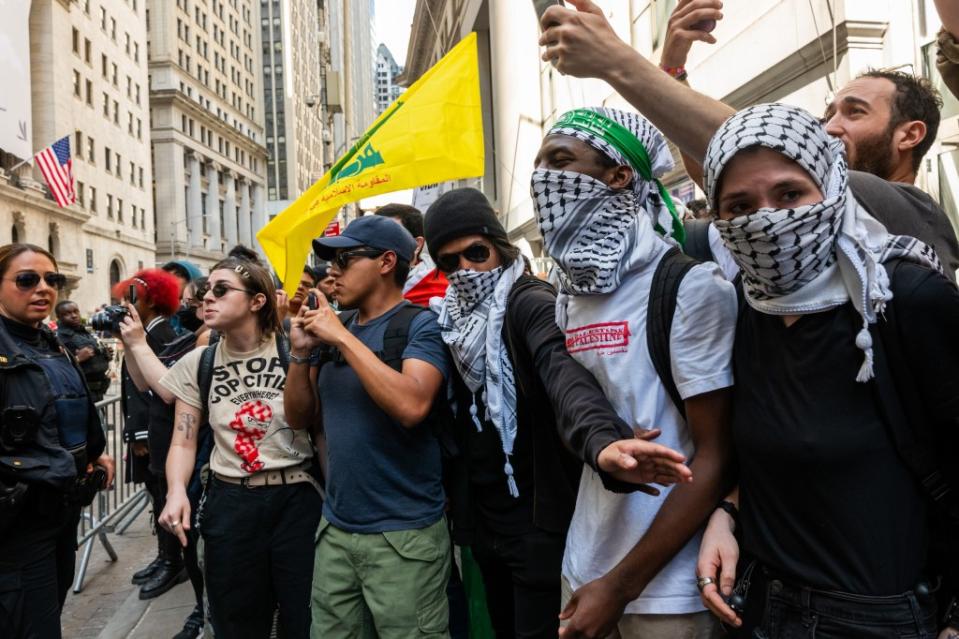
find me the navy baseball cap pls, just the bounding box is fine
[312,215,417,263]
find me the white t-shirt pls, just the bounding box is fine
[561,244,738,615]
[160,336,313,478]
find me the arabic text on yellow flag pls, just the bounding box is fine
[257,33,484,292]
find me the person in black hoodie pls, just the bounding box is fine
[424,188,692,639]
[113,269,182,600]
[0,243,114,638]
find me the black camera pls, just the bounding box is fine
[89,305,130,333]
[90,283,137,333]
[0,406,40,452]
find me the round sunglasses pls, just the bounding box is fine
[6,271,67,291]
[197,282,255,298]
[436,243,492,273]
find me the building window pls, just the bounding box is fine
[85,80,93,106]
[102,92,109,117]
[117,198,123,222]
[74,131,83,156]
[87,137,95,163]
[109,260,121,289]
[100,7,107,31]
[110,17,117,41]
[84,39,92,64]
[106,194,114,218]
[134,42,140,63]
[130,161,135,184]
[113,100,119,124]
[76,181,85,208]
[73,70,81,97]
[104,147,111,171]
[72,28,80,54]
[89,186,97,213]
[138,167,144,188]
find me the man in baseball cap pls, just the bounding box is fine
[287,214,453,638]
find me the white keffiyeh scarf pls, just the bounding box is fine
[531,108,677,327]
[703,103,943,381]
[431,258,526,497]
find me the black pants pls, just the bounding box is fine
[470,525,567,639]
[200,478,321,639]
[0,492,78,639]
[738,563,939,639]
[154,474,203,610]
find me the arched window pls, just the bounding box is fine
[11,225,18,243]
[109,259,122,290]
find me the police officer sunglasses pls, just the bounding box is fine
[436,243,492,273]
[7,271,67,291]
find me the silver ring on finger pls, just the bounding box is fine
[696,576,715,592]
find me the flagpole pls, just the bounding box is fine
[6,132,71,173]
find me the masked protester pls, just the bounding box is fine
[695,104,959,638]
[424,187,693,639]
[530,108,737,639]
[0,243,114,638]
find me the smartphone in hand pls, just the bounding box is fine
[307,292,319,310]
[532,0,564,26]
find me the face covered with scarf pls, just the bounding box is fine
[703,103,942,381]
[531,107,684,296]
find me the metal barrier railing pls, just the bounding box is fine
[73,394,149,593]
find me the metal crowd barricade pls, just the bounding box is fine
[72,394,149,593]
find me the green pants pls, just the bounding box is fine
[311,517,451,639]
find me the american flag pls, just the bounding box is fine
[35,136,76,208]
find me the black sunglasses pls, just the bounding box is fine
[436,243,492,273]
[8,271,67,291]
[198,282,254,299]
[333,248,386,270]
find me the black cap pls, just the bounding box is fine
[312,215,417,262]
[424,188,509,258]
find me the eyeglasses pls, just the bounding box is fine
[333,248,386,270]
[7,271,67,291]
[436,243,492,273]
[198,282,254,298]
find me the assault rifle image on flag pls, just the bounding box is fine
[257,33,485,293]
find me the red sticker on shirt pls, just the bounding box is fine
[565,321,631,354]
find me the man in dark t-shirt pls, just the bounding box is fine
[56,300,112,402]
[284,215,452,638]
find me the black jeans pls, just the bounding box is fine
[470,524,567,639]
[738,563,938,639]
[0,491,77,639]
[200,478,321,639]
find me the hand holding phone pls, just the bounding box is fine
[306,292,319,310]
[533,0,564,28]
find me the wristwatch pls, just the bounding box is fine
[716,500,740,531]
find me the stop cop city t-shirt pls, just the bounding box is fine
[160,335,313,478]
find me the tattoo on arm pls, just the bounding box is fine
[176,412,197,441]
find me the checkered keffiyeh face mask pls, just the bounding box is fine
[703,103,943,382]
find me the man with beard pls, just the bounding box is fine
[629,0,959,279]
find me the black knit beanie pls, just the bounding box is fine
[424,187,509,258]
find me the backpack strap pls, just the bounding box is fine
[197,343,218,424]
[316,310,358,367]
[872,261,958,517]
[647,247,699,419]
[682,219,713,263]
[380,304,430,372]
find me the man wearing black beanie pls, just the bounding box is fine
[424,187,692,639]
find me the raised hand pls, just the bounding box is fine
[118,302,146,347]
[538,0,635,80]
[301,288,349,347]
[661,0,725,70]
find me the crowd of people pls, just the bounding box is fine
[2,0,959,638]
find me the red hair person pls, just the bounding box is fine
[112,268,182,600]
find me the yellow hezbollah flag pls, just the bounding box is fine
[258,33,484,292]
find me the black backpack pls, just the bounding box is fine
[870,261,959,618]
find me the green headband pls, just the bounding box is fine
[553,109,685,245]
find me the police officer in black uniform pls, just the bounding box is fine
[0,243,115,638]
[55,300,113,403]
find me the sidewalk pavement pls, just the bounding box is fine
[61,507,196,639]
